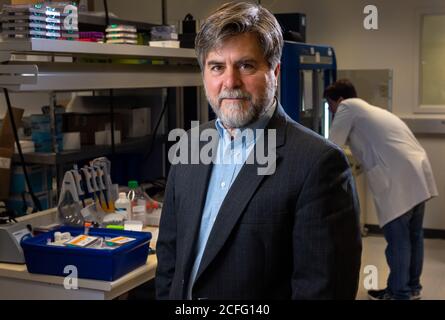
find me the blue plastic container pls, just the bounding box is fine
[31,132,63,153]
[9,165,52,194]
[21,226,151,281]
[30,114,63,134]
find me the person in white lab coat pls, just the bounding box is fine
[324,79,438,300]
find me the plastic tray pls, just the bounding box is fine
[21,226,151,281]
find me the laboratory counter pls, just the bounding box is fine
[0,208,159,300]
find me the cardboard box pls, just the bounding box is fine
[0,107,23,149]
[0,148,13,201]
[95,130,121,146]
[127,108,151,138]
[62,113,124,145]
[0,107,24,200]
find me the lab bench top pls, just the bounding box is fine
[0,226,159,300]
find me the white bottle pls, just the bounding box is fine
[115,192,131,220]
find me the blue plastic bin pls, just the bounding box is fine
[21,226,151,281]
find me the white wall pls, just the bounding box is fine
[92,0,162,24]
[92,0,241,27]
[0,93,63,119]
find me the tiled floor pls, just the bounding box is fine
[356,235,445,300]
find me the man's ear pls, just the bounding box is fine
[274,63,281,78]
[273,63,280,88]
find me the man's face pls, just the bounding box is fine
[203,33,280,129]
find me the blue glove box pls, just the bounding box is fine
[21,226,151,281]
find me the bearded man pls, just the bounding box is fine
[156,1,362,300]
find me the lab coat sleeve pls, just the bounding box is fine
[292,147,362,299]
[155,164,177,299]
[329,104,353,146]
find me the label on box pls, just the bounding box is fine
[106,236,136,246]
[0,157,11,169]
[133,205,145,213]
[65,234,99,247]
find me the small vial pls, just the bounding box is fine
[84,221,93,235]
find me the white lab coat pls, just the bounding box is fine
[329,98,438,227]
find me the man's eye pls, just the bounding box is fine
[240,64,255,71]
[210,65,223,72]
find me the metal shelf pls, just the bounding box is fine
[0,39,197,59]
[2,62,201,91]
[12,135,165,165]
[0,39,202,92]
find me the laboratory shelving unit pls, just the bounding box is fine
[0,38,204,201]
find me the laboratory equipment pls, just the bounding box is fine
[128,180,147,224]
[91,157,116,210]
[89,167,104,208]
[57,170,83,226]
[280,41,337,138]
[275,12,307,43]
[0,221,31,263]
[57,157,117,226]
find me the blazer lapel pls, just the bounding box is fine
[195,104,287,282]
[179,122,219,281]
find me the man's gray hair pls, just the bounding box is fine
[195,1,283,70]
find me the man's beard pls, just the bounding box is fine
[205,80,276,129]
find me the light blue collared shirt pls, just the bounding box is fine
[186,100,276,299]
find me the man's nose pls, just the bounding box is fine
[223,67,242,89]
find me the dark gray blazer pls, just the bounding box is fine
[156,105,362,300]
